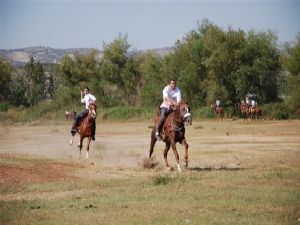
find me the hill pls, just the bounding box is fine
[0,46,173,67]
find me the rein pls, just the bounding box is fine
[170,106,188,132]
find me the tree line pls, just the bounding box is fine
[0,20,299,118]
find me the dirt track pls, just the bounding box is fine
[1,120,299,170]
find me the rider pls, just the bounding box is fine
[215,99,221,111]
[245,97,250,106]
[71,87,96,140]
[251,99,256,108]
[155,79,181,141]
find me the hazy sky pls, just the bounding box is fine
[0,0,299,50]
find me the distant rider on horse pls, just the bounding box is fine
[156,79,181,141]
[215,99,221,111]
[71,87,96,140]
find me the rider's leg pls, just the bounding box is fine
[156,107,167,141]
[71,109,88,134]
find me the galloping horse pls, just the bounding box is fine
[69,103,97,159]
[211,103,224,121]
[149,101,192,172]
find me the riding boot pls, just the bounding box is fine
[156,121,163,141]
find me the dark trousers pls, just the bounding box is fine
[75,109,89,126]
[156,107,169,133]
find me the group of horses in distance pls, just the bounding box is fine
[211,101,262,121]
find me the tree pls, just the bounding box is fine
[0,57,12,102]
[92,34,140,107]
[283,33,300,114]
[140,52,164,106]
[25,57,47,105]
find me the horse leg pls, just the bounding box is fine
[171,142,181,172]
[78,136,83,159]
[86,137,91,159]
[182,138,189,168]
[163,142,171,169]
[70,135,75,145]
[149,128,157,159]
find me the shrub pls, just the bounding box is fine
[0,102,10,112]
[261,102,290,120]
[191,106,214,119]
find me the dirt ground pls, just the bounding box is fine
[1,119,299,170]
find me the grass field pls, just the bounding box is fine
[0,120,299,225]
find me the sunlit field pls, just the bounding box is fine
[1,120,299,225]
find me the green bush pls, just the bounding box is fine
[0,102,10,112]
[191,106,214,119]
[261,102,290,120]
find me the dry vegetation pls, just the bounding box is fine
[0,119,299,225]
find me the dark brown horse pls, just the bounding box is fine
[69,103,97,159]
[149,101,192,172]
[211,103,224,121]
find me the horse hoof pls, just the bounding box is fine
[69,140,73,145]
[177,164,182,172]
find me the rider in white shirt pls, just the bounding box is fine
[156,79,181,141]
[71,87,96,140]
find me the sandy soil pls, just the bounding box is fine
[1,119,299,170]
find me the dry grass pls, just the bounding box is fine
[0,120,299,224]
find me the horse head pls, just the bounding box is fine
[88,103,97,119]
[178,101,192,126]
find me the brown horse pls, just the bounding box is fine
[249,106,262,120]
[211,103,224,121]
[240,102,250,120]
[149,101,192,172]
[69,103,97,159]
[65,109,77,120]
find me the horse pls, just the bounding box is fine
[239,102,251,120]
[69,103,97,159]
[249,106,262,120]
[149,101,192,172]
[65,109,77,120]
[211,103,224,121]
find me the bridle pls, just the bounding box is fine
[88,104,97,119]
[170,103,192,131]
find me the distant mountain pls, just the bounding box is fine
[0,46,173,67]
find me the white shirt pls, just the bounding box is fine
[81,93,96,109]
[160,85,181,109]
[246,98,250,105]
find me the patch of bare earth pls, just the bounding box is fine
[0,154,83,187]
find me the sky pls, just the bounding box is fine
[0,0,299,50]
